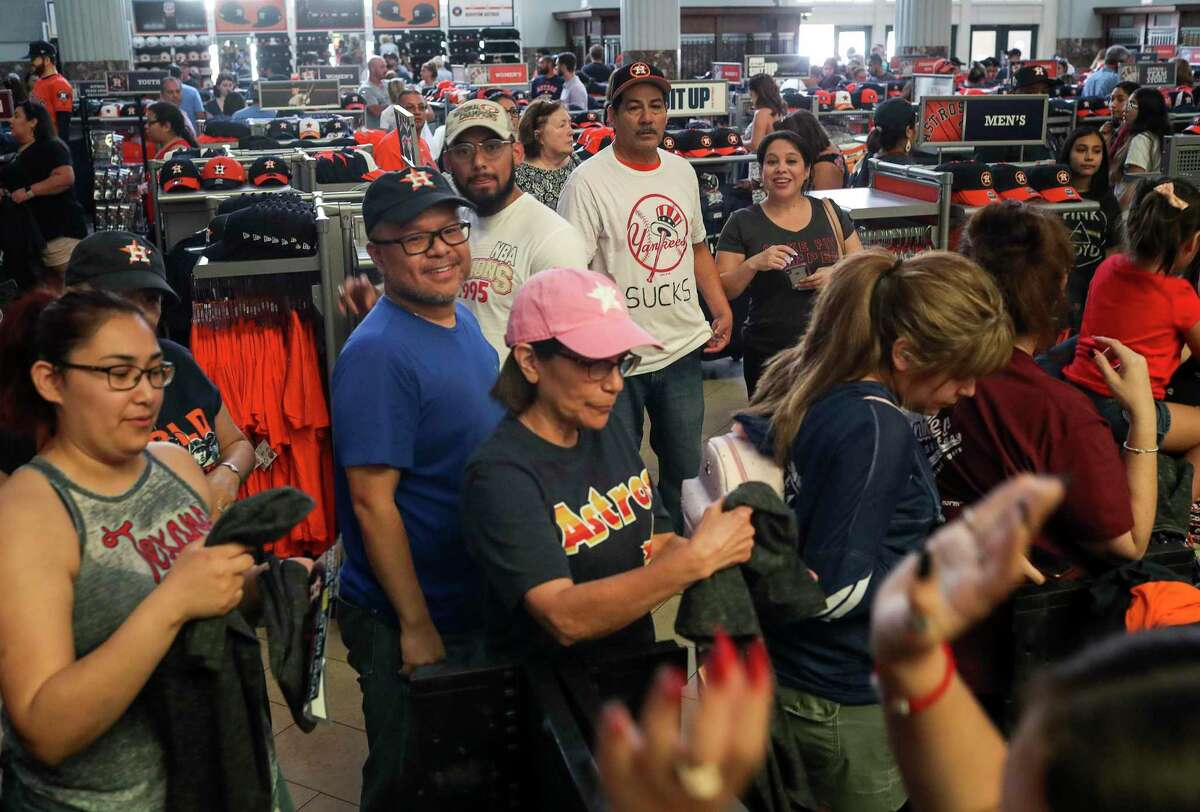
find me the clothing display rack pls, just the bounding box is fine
[811,160,953,250]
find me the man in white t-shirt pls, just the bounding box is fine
[337,100,588,361]
[557,60,733,532]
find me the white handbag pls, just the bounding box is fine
[680,430,784,535]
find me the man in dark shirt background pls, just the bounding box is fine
[530,53,563,99]
[580,45,614,85]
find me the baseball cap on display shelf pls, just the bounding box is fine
[1076,96,1110,119]
[320,117,350,138]
[853,86,881,109]
[249,155,292,187]
[674,128,717,158]
[572,109,603,128]
[575,129,614,161]
[1186,115,1200,135]
[201,156,248,190]
[1014,64,1058,90]
[886,80,906,98]
[99,102,122,119]
[814,90,834,111]
[445,99,515,144]
[989,163,1041,202]
[505,268,662,357]
[606,61,672,105]
[267,118,298,141]
[204,199,319,262]
[935,160,1000,207]
[159,158,202,193]
[65,231,178,302]
[660,131,681,155]
[1027,163,1082,203]
[341,92,366,110]
[205,120,252,140]
[298,118,321,139]
[710,127,745,156]
[834,90,854,111]
[361,167,473,236]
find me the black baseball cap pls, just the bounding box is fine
[1027,163,1081,203]
[160,158,202,193]
[66,231,179,302]
[26,40,56,60]
[989,163,1041,201]
[935,160,1000,206]
[249,155,291,187]
[1014,64,1058,90]
[606,61,671,105]
[362,167,473,236]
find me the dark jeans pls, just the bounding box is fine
[610,351,704,534]
[337,597,482,812]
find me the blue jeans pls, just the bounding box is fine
[610,351,704,534]
[337,598,482,812]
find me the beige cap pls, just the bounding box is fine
[445,99,514,145]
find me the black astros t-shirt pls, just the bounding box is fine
[0,138,88,241]
[716,199,854,355]
[463,413,672,663]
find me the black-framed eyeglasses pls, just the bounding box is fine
[372,221,471,255]
[58,361,176,391]
[443,139,513,164]
[558,349,641,381]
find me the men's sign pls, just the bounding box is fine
[918,95,1047,147]
[667,81,729,117]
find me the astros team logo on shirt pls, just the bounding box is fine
[627,193,690,282]
[554,468,655,555]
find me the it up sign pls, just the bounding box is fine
[668,81,729,117]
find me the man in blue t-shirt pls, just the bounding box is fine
[331,166,504,810]
[530,53,563,99]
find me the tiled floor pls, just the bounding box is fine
[271,359,749,808]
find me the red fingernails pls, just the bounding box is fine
[746,637,771,689]
[656,665,686,702]
[707,628,736,686]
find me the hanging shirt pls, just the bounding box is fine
[332,298,504,634]
[557,146,709,374]
[463,413,671,662]
[462,192,589,361]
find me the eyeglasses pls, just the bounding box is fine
[558,349,641,381]
[372,221,471,255]
[443,139,513,164]
[59,361,176,391]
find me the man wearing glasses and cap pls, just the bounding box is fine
[331,167,504,811]
[26,41,73,139]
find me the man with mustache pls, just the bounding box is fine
[341,99,588,361]
[557,61,734,533]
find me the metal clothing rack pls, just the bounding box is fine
[77,87,155,241]
[810,160,953,250]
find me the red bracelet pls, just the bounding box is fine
[876,643,957,716]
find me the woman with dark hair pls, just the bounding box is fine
[775,110,849,190]
[962,63,988,88]
[746,73,786,151]
[852,98,917,188]
[515,98,578,210]
[716,129,862,395]
[4,73,27,104]
[144,101,197,159]
[1113,86,1169,205]
[872,473,1200,812]
[203,72,244,119]
[0,99,87,283]
[1058,126,1121,328]
[463,267,755,663]
[1101,80,1139,154]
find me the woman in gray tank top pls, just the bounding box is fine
[0,289,282,811]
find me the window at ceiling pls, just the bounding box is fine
[798,23,836,64]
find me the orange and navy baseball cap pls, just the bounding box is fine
[249,155,292,187]
[675,128,717,158]
[341,92,366,110]
[1186,114,1200,134]
[711,126,745,156]
[66,231,179,303]
[200,156,247,190]
[853,86,881,109]
[1076,96,1110,118]
[936,160,1000,206]
[160,158,201,193]
[990,163,1041,202]
[607,61,672,105]
[660,131,682,155]
[814,89,834,111]
[572,109,603,129]
[1027,163,1082,203]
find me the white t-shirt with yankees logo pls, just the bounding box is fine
[557,146,709,374]
[462,191,589,361]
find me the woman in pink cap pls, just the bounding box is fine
[462,267,756,663]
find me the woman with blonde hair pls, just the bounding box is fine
[515,98,579,210]
[735,249,1012,812]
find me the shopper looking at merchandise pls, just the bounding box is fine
[515,99,579,211]
[144,101,198,159]
[745,73,786,151]
[557,60,735,532]
[0,99,87,284]
[203,72,245,120]
[1101,80,1138,155]
[739,249,1012,812]
[852,98,918,188]
[774,110,849,189]
[416,61,438,91]
[716,130,862,395]
[818,57,845,91]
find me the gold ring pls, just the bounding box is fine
[675,761,723,800]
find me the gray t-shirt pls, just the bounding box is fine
[358,81,390,129]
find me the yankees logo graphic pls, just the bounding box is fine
[120,241,151,264]
[630,63,650,77]
[627,194,689,282]
[403,170,434,189]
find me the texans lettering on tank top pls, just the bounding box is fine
[625,194,693,308]
[100,503,212,584]
[553,467,656,562]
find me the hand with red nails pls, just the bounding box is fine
[870,474,1065,669]
[596,631,773,812]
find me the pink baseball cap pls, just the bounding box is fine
[505,268,663,358]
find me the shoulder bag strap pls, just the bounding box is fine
[821,196,846,259]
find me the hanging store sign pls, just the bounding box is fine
[668,81,729,117]
[1122,61,1177,86]
[465,63,530,86]
[215,0,287,33]
[711,63,743,83]
[108,71,169,93]
[298,65,361,86]
[75,79,109,98]
[258,79,341,109]
[375,0,442,29]
[295,0,364,30]
[745,54,810,78]
[918,95,1047,147]
[132,0,208,33]
[447,0,512,28]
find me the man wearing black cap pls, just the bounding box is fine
[557,60,734,533]
[26,40,72,139]
[331,167,503,811]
